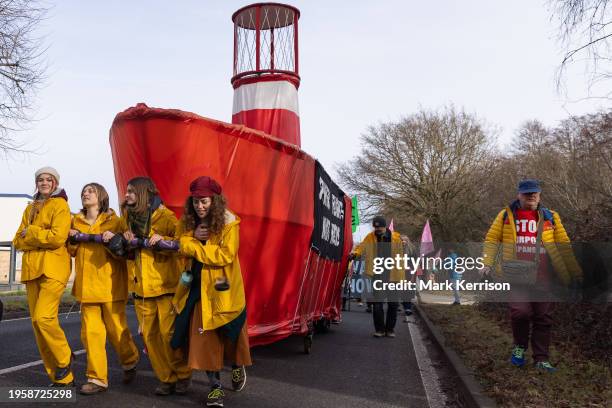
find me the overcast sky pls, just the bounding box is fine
[0,0,607,211]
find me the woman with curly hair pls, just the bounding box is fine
[171,176,251,408]
[102,176,191,396]
[13,167,74,386]
[68,183,139,394]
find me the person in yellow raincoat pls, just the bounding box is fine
[171,176,251,408]
[68,183,139,394]
[349,216,405,338]
[12,167,74,386]
[101,176,191,396]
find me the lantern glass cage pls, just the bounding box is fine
[232,3,300,81]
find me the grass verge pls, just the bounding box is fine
[421,304,611,408]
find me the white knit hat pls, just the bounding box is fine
[34,166,60,185]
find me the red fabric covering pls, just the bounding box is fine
[232,109,301,147]
[109,103,351,346]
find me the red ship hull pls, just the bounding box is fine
[109,104,352,346]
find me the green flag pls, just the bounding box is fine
[351,195,360,233]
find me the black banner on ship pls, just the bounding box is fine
[311,161,345,261]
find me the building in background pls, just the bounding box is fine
[0,194,31,285]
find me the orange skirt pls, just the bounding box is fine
[188,301,252,371]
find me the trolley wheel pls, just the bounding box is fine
[314,318,332,334]
[303,333,313,354]
[314,319,323,333]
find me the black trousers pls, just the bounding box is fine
[372,301,398,333]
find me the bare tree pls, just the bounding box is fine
[550,112,612,239]
[552,0,612,98]
[0,0,47,154]
[338,106,499,241]
[512,120,553,154]
[507,111,612,240]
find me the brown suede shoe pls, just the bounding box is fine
[175,377,191,394]
[80,382,107,395]
[154,381,175,396]
[122,368,137,384]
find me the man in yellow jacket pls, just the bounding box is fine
[481,179,582,373]
[350,216,405,338]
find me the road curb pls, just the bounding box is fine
[414,303,498,408]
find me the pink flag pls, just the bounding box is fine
[388,218,394,232]
[419,220,434,256]
[433,249,442,264]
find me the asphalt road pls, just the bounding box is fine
[0,305,437,408]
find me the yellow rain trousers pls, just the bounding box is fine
[26,276,74,384]
[134,295,191,383]
[80,302,139,387]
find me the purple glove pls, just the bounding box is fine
[69,233,104,244]
[127,238,179,251]
[152,239,180,251]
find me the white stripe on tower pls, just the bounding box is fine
[232,81,299,115]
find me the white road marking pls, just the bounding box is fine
[0,350,86,375]
[407,315,448,408]
[1,311,81,322]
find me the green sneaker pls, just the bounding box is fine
[231,366,246,392]
[510,345,525,367]
[206,386,225,407]
[534,361,557,373]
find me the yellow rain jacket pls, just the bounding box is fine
[353,230,405,282]
[173,210,246,331]
[13,197,71,284]
[119,205,181,298]
[482,203,582,285]
[69,210,128,303]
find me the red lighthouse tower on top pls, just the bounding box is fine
[231,3,301,146]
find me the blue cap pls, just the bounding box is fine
[518,179,541,194]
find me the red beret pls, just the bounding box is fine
[189,176,222,198]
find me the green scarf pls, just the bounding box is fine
[127,208,150,238]
[127,195,162,238]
